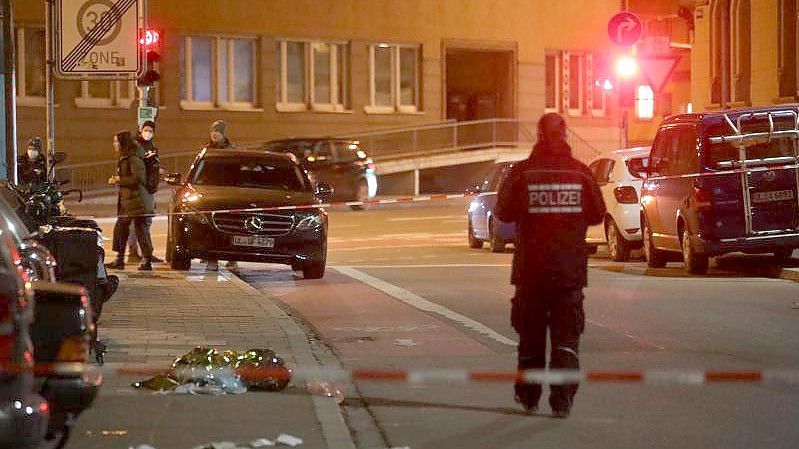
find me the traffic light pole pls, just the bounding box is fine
[620,107,628,149]
[44,0,56,180]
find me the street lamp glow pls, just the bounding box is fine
[614,55,639,79]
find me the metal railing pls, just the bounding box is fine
[56,118,602,193]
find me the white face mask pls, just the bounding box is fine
[141,131,154,141]
[27,150,39,159]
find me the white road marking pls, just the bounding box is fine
[329,243,464,252]
[387,215,464,222]
[334,266,517,347]
[333,264,511,269]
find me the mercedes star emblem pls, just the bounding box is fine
[244,216,269,232]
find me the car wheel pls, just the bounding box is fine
[489,220,505,253]
[643,218,667,268]
[303,259,326,279]
[606,218,631,262]
[350,180,369,210]
[170,247,191,271]
[681,228,709,275]
[468,220,483,249]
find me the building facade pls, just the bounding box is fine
[14,0,690,166]
[692,0,797,112]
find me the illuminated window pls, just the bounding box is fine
[588,53,607,117]
[15,27,46,107]
[181,36,259,111]
[544,52,561,112]
[277,40,350,112]
[636,85,655,120]
[366,44,421,114]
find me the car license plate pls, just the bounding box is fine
[752,190,795,203]
[232,236,275,248]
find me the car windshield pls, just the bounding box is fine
[191,157,310,191]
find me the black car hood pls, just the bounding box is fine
[184,185,319,211]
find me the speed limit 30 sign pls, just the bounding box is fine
[54,0,146,79]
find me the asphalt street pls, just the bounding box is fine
[93,199,799,449]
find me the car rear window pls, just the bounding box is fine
[626,157,648,178]
[263,141,316,160]
[705,114,797,167]
[191,157,310,191]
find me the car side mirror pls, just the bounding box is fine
[165,173,183,186]
[315,182,334,201]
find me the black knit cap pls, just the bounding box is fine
[140,120,156,131]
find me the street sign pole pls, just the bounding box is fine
[45,0,56,179]
[608,11,643,150]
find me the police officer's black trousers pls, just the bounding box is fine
[112,217,153,259]
[511,284,585,411]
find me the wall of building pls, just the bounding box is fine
[14,0,686,167]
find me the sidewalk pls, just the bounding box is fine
[65,266,354,449]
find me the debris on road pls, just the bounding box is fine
[306,380,346,404]
[133,347,292,394]
[393,338,418,347]
[130,445,158,449]
[792,301,799,309]
[275,434,303,447]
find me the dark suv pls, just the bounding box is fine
[166,150,330,278]
[641,106,799,274]
[262,138,377,206]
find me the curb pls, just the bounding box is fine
[591,263,799,283]
[220,268,357,449]
[779,269,799,283]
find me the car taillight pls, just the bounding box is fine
[694,187,713,207]
[613,186,639,204]
[56,336,88,363]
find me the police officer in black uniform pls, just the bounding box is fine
[495,113,606,418]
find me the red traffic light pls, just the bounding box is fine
[140,29,161,47]
[614,55,639,79]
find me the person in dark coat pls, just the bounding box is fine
[494,113,606,418]
[204,120,236,271]
[105,131,155,271]
[18,137,47,187]
[206,120,234,150]
[127,121,164,264]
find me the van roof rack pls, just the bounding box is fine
[709,110,799,146]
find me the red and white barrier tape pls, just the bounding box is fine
[10,364,799,386]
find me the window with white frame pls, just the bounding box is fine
[367,44,421,114]
[544,52,561,112]
[567,53,584,116]
[75,80,136,108]
[276,40,350,112]
[181,35,258,110]
[15,27,46,106]
[636,85,655,120]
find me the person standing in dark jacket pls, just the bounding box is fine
[18,137,47,187]
[204,120,236,271]
[105,131,156,271]
[494,113,606,418]
[127,121,164,263]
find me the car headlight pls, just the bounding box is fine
[296,214,323,231]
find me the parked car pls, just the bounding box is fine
[0,224,49,449]
[262,138,378,206]
[641,106,799,274]
[466,160,520,252]
[0,193,101,447]
[166,149,331,278]
[585,147,651,261]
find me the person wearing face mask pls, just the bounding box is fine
[18,137,47,187]
[203,120,237,271]
[105,131,155,271]
[127,121,164,264]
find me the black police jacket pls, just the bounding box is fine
[18,155,47,186]
[494,142,606,287]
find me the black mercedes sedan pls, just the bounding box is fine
[165,149,331,278]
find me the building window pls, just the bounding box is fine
[566,53,584,116]
[778,0,797,98]
[636,85,655,120]
[731,0,751,103]
[15,27,46,106]
[181,36,258,110]
[366,44,421,114]
[277,40,350,112]
[544,52,561,112]
[75,81,136,108]
[710,0,731,105]
[588,53,606,117]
